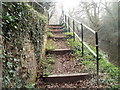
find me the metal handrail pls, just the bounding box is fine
[34,0,45,10]
[31,1,99,84]
[63,13,99,85]
[33,0,50,24]
[64,14,96,33]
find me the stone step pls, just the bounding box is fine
[46,49,73,55]
[43,73,91,83]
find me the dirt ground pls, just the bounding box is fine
[36,26,110,88]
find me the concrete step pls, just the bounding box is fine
[43,73,91,83]
[46,49,73,55]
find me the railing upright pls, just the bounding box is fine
[81,24,84,57]
[68,17,70,32]
[47,12,49,25]
[73,20,75,41]
[95,32,99,85]
[62,14,100,85]
[65,15,67,26]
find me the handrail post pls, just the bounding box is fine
[62,9,64,25]
[68,17,70,32]
[47,11,49,25]
[95,32,99,85]
[73,20,75,41]
[65,15,66,26]
[81,24,84,57]
[63,13,64,24]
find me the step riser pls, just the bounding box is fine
[48,37,68,40]
[48,25,62,26]
[43,75,91,83]
[46,51,71,55]
[49,27,64,29]
[46,50,73,55]
[48,37,72,40]
[49,31,64,33]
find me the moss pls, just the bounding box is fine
[82,60,96,70]
[64,32,73,38]
[46,39,57,50]
[64,32,73,36]
[110,84,120,89]
[66,38,119,86]
[47,58,55,64]
[47,32,55,37]
[43,63,53,76]
[2,2,47,88]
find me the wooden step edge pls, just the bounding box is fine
[48,37,67,39]
[48,36,72,39]
[46,49,73,55]
[48,30,67,33]
[49,30,63,33]
[47,49,73,52]
[49,27,63,29]
[48,24,62,26]
[43,73,92,83]
[47,73,90,77]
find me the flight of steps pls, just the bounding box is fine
[41,24,91,84]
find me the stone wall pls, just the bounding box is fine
[2,2,47,88]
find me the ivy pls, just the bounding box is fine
[2,2,47,88]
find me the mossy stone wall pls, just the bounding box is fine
[2,2,47,88]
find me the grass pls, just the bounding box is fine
[64,32,74,39]
[66,38,119,87]
[43,60,53,76]
[47,32,54,38]
[64,32,73,36]
[43,54,55,76]
[46,39,57,50]
[47,58,55,64]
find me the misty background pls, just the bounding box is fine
[49,0,118,66]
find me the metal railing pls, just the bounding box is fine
[32,0,52,25]
[63,13,100,84]
[31,0,100,84]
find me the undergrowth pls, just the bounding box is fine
[47,31,55,38]
[46,39,57,50]
[43,54,55,76]
[66,34,119,88]
[64,32,74,39]
[2,2,47,88]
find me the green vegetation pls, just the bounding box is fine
[65,32,73,35]
[47,32,55,37]
[43,54,55,76]
[47,58,55,64]
[66,38,119,87]
[46,39,57,50]
[64,32,73,38]
[2,2,47,88]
